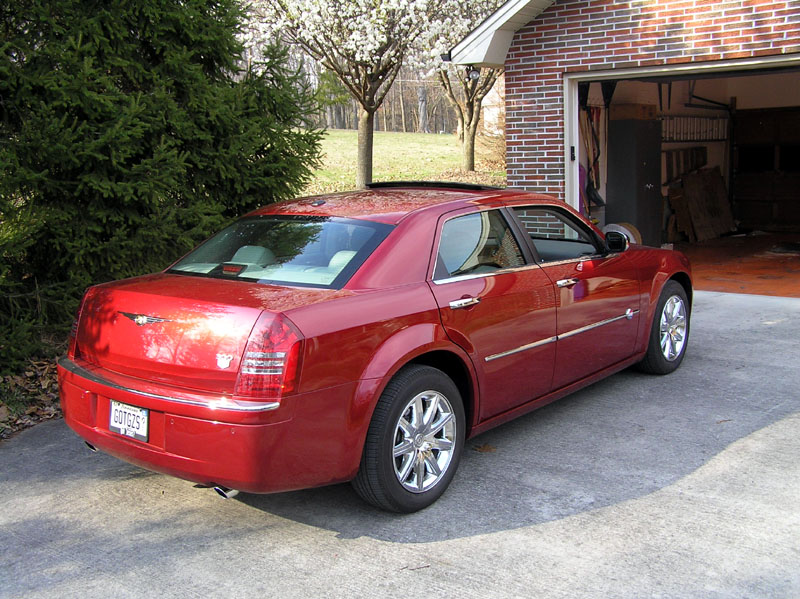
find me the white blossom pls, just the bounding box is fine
[248,0,504,177]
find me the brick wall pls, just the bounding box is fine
[516,209,569,238]
[505,0,800,199]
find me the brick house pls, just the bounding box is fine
[448,0,800,245]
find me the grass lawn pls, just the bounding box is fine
[303,129,506,194]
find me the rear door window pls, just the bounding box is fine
[434,210,526,280]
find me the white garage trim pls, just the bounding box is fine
[448,0,555,68]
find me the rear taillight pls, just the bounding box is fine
[67,297,87,360]
[234,312,304,400]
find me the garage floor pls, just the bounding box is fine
[676,232,800,298]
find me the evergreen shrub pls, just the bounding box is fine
[0,0,322,374]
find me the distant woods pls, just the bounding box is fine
[321,71,461,135]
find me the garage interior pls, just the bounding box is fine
[577,67,800,297]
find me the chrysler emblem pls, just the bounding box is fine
[119,312,170,326]
[216,354,234,369]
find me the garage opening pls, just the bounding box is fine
[574,66,800,297]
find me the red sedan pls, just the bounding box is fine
[59,182,691,512]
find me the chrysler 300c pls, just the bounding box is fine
[58,182,692,512]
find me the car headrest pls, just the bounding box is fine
[328,250,357,271]
[231,245,275,266]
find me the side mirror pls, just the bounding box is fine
[605,231,629,253]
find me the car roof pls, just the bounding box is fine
[248,183,559,225]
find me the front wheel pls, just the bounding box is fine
[637,280,690,374]
[352,365,465,513]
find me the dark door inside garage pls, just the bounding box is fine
[733,107,800,231]
[606,118,662,247]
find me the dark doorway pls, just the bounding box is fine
[733,107,800,232]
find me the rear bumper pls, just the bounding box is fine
[58,357,280,414]
[58,357,363,493]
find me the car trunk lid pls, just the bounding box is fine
[73,273,350,394]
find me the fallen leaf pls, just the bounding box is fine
[0,406,8,422]
[473,443,497,453]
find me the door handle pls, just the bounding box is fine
[556,278,580,288]
[449,297,480,309]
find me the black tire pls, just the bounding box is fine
[637,280,690,375]
[352,365,465,513]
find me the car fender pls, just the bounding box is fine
[636,251,692,354]
[345,322,478,466]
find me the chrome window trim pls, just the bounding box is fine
[431,262,541,285]
[484,309,639,362]
[535,254,608,268]
[58,357,280,413]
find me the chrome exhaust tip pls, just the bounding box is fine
[85,441,98,452]
[213,486,239,499]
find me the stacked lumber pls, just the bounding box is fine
[667,167,735,242]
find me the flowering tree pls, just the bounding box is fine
[256,0,435,187]
[415,0,503,171]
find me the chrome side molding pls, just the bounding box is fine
[558,310,640,340]
[485,336,558,362]
[485,309,640,362]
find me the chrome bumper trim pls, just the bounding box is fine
[58,357,280,413]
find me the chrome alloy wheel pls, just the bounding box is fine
[392,390,456,493]
[660,295,687,361]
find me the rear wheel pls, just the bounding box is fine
[352,365,465,513]
[638,280,690,374]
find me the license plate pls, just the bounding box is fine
[109,400,149,442]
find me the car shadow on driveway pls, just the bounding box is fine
[4,292,800,545]
[239,375,798,542]
[237,292,800,541]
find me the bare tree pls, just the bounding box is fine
[414,0,504,171]
[438,67,500,171]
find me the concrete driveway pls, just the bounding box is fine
[2,291,799,598]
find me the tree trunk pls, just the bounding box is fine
[455,111,465,144]
[356,108,374,188]
[463,123,477,171]
[399,79,407,133]
[390,88,396,131]
[417,86,429,133]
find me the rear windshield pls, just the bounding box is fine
[168,215,392,289]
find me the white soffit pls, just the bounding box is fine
[449,0,556,67]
